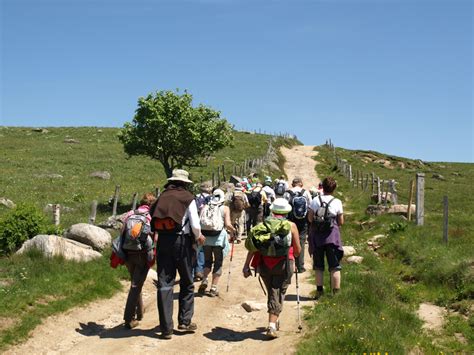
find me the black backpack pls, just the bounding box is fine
[275,182,286,195]
[288,189,308,220]
[313,196,336,233]
[248,190,262,208]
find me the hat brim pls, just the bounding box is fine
[167,177,193,184]
[269,205,292,214]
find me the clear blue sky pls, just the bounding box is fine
[1,0,472,162]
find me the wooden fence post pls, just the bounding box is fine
[112,185,120,217]
[371,172,375,194]
[132,192,138,210]
[52,204,60,226]
[349,165,353,182]
[443,196,448,244]
[376,177,381,204]
[222,164,226,182]
[364,174,369,191]
[389,179,398,204]
[89,200,98,225]
[416,173,425,226]
[212,172,216,187]
[407,179,415,221]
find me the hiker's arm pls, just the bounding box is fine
[307,208,315,223]
[242,251,254,278]
[337,213,344,226]
[291,222,301,257]
[188,200,205,245]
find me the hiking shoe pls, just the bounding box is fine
[208,286,219,297]
[177,322,197,332]
[314,290,324,300]
[198,282,208,295]
[194,272,204,282]
[124,320,139,329]
[276,320,280,331]
[298,267,306,273]
[161,331,173,340]
[266,327,278,339]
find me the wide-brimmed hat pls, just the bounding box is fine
[211,188,225,204]
[270,198,292,214]
[167,169,193,184]
[200,182,212,193]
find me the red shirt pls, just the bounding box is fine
[251,247,294,270]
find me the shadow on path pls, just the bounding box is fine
[75,322,160,340]
[203,326,270,342]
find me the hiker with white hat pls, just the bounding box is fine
[151,169,205,339]
[242,198,301,339]
[198,188,236,297]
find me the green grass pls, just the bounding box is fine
[298,145,473,353]
[0,249,129,350]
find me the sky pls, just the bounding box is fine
[1,0,472,162]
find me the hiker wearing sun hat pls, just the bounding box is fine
[151,169,205,339]
[242,198,301,339]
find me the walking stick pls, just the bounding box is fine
[295,268,303,332]
[226,239,235,292]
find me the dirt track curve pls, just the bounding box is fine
[5,145,320,355]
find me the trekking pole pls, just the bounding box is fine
[295,269,303,332]
[226,239,235,292]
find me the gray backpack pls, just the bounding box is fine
[122,211,151,251]
[313,196,336,233]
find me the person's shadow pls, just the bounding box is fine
[76,322,161,339]
[203,326,269,342]
[285,293,314,302]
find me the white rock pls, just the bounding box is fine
[417,303,446,331]
[241,301,266,312]
[89,171,111,180]
[64,223,111,251]
[0,197,16,209]
[343,246,356,257]
[346,256,364,264]
[17,235,102,262]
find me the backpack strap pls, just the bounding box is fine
[323,197,336,220]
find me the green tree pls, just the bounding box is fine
[119,90,233,177]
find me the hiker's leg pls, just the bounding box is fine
[202,245,213,280]
[296,223,307,271]
[313,246,325,289]
[156,250,177,333]
[176,235,195,326]
[210,246,223,286]
[327,245,342,291]
[256,205,264,224]
[124,254,138,323]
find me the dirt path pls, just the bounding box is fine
[6,145,319,355]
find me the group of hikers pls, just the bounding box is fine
[113,168,344,340]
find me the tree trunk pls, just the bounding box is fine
[162,160,173,178]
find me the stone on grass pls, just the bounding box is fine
[89,171,111,180]
[35,173,64,179]
[417,303,446,331]
[432,173,445,181]
[0,197,16,209]
[387,204,416,215]
[342,246,356,257]
[241,301,266,312]
[64,223,111,251]
[17,235,102,262]
[64,138,80,144]
[346,256,364,264]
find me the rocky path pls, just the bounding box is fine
[6,145,319,355]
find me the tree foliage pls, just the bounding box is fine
[119,90,233,177]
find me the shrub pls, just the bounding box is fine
[0,204,50,255]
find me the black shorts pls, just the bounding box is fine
[313,244,343,271]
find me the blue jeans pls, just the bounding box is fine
[194,246,205,275]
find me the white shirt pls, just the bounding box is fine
[262,186,276,202]
[309,194,343,218]
[182,200,201,237]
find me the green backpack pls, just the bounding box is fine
[245,217,292,257]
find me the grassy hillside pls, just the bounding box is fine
[298,145,473,353]
[0,126,298,229]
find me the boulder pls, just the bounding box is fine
[366,205,386,216]
[36,173,64,179]
[368,234,386,243]
[89,171,111,180]
[342,246,356,257]
[387,204,416,215]
[346,256,364,264]
[0,197,16,209]
[432,173,445,181]
[97,214,125,230]
[64,138,80,144]
[371,192,392,204]
[32,128,49,133]
[64,223,111,251]
[241,301,266,312]
[17,235,102,262]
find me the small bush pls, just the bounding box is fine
[0,204,51,255]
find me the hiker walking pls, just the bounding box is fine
[307,177,344,298]
[194,182,212,282]
[245,182,267,234]
[121,193,156,329]
[151,169,205,339]
[228,183,249,243]
[198,188,236,296]
[242,198,301,339]
[274,175,289,197]
[284,177,312,273]
[262,176,276,217]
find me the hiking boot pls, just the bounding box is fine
[124,320,139,329]
[177,322,197,332]
[276,320,280,331]
[208,286,219,297]
[314,290,324,300]
[198,282,208,295]
[161,330,173,340]
[194,272,204,282]
[298,267,306,273]
[266,327,278,339]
